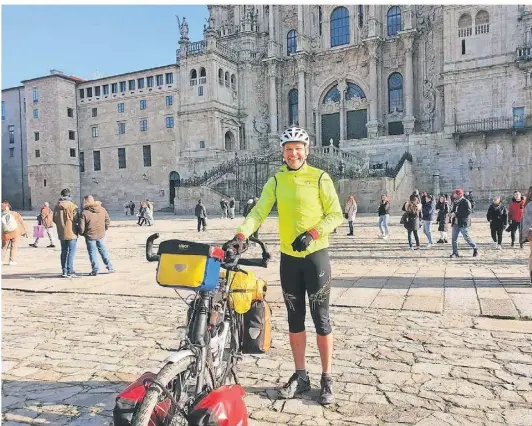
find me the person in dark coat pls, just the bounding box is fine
[450,188,479,258]
[403,195,422,250]
[435,195,451,243]
[487,196,508,250]
[195,199,207,232]
[421,193,437,247]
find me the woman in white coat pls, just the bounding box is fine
[344,195,358,236]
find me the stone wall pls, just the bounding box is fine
[336,159,414,213]
[174,185,238,217]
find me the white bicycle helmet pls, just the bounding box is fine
[279,126,310,146]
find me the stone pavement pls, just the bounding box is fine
[2,214,532,425]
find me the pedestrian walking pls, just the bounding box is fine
[2,201,27,265]
[220,198,228,219]
[449,188,479,258]
[228,197,236,219]
[519,186,532,283]
[137,202,147,226]
[508,190,526,248]
[421,193,437,247]
[465,191,475,213]
[195,199,207,232]
[124,203,129,216]
[344,195,357,236]
[30,202,55,248]
[129,201,135,216]
[79,195,115,276]
[378,195,390,239]
[435,195,451,243]
[53,188,80,277]
[145,199,154,226]
[402,195,422,250]
[486,196,507,250]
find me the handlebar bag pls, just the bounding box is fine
[156,240,223,291]
[242,299,272,354]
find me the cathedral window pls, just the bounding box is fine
[388,72,403,113]
[346,83,366,100]
[199,68,206,84]
[323,85,341,103]
[231,74,236,90]
[475,10,489,34]
[330,7,349,47]
[458,13,472,37]
[190,69,197,86]
[224,72,230,87]
[287,29,297,55]
[288,89,298,125]
[218,68,223,85]
[387,7,401,37]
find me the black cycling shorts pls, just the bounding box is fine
[280,248,332,336]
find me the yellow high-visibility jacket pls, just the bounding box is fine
[237,163,343,258]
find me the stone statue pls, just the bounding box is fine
[176,15,189,39]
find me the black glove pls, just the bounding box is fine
[291,230,318,252]
[222,233,247,255]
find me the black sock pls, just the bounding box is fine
[296,369,308,381]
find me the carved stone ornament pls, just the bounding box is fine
[423,79,436,118]
[321,99,341,114]
[253,103,270,135]
[345,97,369,111]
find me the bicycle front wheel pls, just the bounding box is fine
[132,354,195,426]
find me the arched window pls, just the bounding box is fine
[345,83,366,100]
[358,5,364,28]
[388,73,403,113]
[190,69,197,79]
[224,71,229,87]
[475,10,489,34]
[224,131,235,151]
[288,89,299,125]
[330,7,350,47]
[458,13,472,37]
[200,68,206,77]
[218,68,223,85]
[287,29,297,55]
[230,74,236,90]
[387,7,401,37]
[323,85,341,103]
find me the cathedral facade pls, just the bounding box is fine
[2,5,531,210]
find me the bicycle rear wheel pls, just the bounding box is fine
[217,312,243,386]
[132,354,195,426]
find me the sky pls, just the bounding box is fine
[1,5,209,89]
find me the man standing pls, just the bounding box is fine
[220,198,228,219]
[195,199,207,232]
[30,202,55,248]
[223,126,343,405]
[78,195,114,276]
[508,190,526,248]
[53,188,80,278]
[449,188,479,258]
[129,201,135,216]
[228,197,236,219]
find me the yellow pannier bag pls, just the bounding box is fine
[225,270,267,314]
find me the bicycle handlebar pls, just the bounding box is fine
[145,233,270,269]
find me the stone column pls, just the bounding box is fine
[296,55,307,128]
[402,31,416,134]
[432,173,440,197]
[268,5,276,56]
[268,61,278,133]
[366,39,380,138]
[298,5,304,51]
[338,80,347,144]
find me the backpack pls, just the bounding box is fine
[241,299,272,354]
[2,212,18,233]
[113,372,173,426]
[187,385,248,426]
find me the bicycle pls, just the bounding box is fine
[132,233,270,426]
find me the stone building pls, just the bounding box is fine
[2,5,532,211]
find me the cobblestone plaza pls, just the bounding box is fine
[2,214,531,425]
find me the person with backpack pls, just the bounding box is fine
[195,199,207,232]
[508,190,526,248]
[487,196,508,250]
[30,202,55,248]
[449,188,479,258]
[53,188,80,278]
[223,126,343,406]
[2,202,27,265]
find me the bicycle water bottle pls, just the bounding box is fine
[190,301,209,346]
